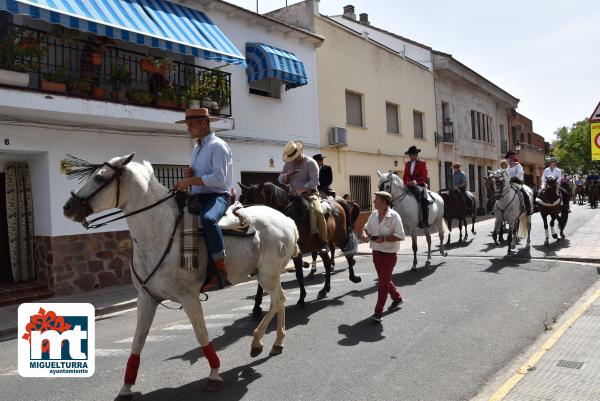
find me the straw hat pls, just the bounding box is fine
[374,191,392,205]
[175,108,220,124]
[282,141,304,162]
[453,162,461,169]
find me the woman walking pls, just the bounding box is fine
[361,191,406,322]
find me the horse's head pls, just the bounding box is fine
[284,194,309,223]
[238,182,264,205]
[377,171,403,196]
[490,169,509,200]
[545,176,558,190]
[63,154,135,223]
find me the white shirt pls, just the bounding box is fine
[364,207,406,253]
[190,132,233,195]
[507,163,524,182]
[410,160,416,175]
[541,167,562,188]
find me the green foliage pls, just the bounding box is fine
[552,118,600,174]
[184,71,230,109]
[51,26,79,44]
[126,89,152,105]
[43,66,70,84]
[156,83,176,101]
[0,28,47,72]
[67,77,91,92]
[108,64,131,90]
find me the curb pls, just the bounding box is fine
[0,298,138,343]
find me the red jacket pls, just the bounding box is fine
[403,159,428,187]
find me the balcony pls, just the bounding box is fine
[436,121,455,144]
[515,142,545,166]
[0,24,232,117]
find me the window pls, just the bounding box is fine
[346,91,363,127]
[477,165,483,209]
[511,126,517,144]
[442,102,450,123]
[471,110,476,139]
[477,112,482,140]
[470,110,493,143]
[386,102,400,134]
[349,175,371,211]
[249,78,282,99]
[528,132,532,144]
[154,164,185,190]
[413,110,424,139]
[468,164,475,192]
[444,161,453,190]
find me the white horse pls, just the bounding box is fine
[62,154,299,399]
[377,172,448,269]
[489,169,532,254]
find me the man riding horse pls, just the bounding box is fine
[505,150,532,215]
[452,162,475,213]
[541,156,562,203]
[314,153,335,199]
[279,141,328,252]
[403,145,430,228]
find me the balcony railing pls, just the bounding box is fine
[0,23,232,116]
[441,132,454,143]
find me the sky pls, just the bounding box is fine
[224,0,599,141]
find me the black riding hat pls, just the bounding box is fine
[405,145,421,155]
[505,150,517,158]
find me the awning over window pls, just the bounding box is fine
[0,0,245,64]
[246,42,308,90]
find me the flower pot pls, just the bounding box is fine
[155,98,178,109]
[90,52,103,66]
[91,86,106,99]
[41,79,66,92]
[0,69,30,87]
[140,59,164,75]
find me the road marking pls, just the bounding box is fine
[231,304,269,311]
[115,335,179,343]
[0,369,18,376]
[204,313,245,320]
[488,287,600,401]
[96,348,129,357]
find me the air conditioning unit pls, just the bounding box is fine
[329,126,348,147]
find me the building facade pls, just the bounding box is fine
[507,112,546,187]
[0,0,322,299]
[269,2,439,212]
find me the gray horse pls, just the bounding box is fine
[63,154,299,399]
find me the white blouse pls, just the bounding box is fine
[364,208,406,253]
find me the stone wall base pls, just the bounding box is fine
[34,231,132,295]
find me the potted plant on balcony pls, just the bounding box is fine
[67,76,91,96]
[154,83,178,109]
[126,88,152,106]
[52,26,79,45]
[41,66,69,92]
[140,56,175,77]
[108,63,131,102]
[88,35,112,66]
[185,73,217,109]
[207,71,230,115]
[0,28,47,87]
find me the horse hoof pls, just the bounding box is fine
[410,266,418,273]
[252,307,263,321]
[250,345,263,358]
[269,345,284,356]
[296,299,305,309]
[205,379,224,392]
[306,271,317,280]
[114,394,135,401]
[442,251,448,257]
[303,262,309,269]
[552,234,558,239]
[317,290,328,300]
[350,275,362,283]
[561,234,566,239]
[544,240,549,246]
[425,260,431,268]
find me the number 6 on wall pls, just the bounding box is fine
[4,139,9,145]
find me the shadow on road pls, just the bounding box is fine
[337,317,385,346]
[532,239,571,257]
[482,248,532,274]
[125,355,270,401]
[444,238,474,250]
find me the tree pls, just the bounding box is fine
[553,118,600,174]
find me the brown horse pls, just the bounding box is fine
[536,177,568,245]
[439,189,476,244]
[575,183,586,205]
[587,180,599,209]
[239,182,361,315]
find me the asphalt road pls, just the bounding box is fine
[1,204,599,401]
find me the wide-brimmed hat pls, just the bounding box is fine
[283,141,304,162]
[374,191,392,204]
[313,153,326,161]
[505,150,517,158]
[404,145,421,155]
[175,108,220,124]
[548,156,557,163]
[453,162,461,168]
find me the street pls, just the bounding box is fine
[1,204,599,401]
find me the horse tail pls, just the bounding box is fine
[518,214,529,238]
[336,197,358,256]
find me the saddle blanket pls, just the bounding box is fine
[181,201,251,270]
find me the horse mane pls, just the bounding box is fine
[261,181,289,209]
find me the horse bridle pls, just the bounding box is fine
[379,178,408,207]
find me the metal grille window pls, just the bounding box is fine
[444,161,453,190]
[346,91,363,127]
[386,102,400,134]
[349,175,371,211]
[413,110,424,139]
[154,164,185,190]
[468,164,475,192]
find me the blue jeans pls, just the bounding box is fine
[196,193,229,260]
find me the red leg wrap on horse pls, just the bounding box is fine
[124,353,141,385]
[203,343,220,369]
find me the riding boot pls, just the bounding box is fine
[202,258,231,292]
[418,196,430,228]
[521,188,532,215]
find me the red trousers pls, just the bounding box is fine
[373,250,401,314]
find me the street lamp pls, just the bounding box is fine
[515,142,522,152]
[443,119,454,143]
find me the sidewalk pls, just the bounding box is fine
[487,283,600,401]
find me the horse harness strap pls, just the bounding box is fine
[496,187,520,218]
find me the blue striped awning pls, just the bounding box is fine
[246,43,307,90]
[0,0,245,64]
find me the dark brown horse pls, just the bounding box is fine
[239,182,361,316]
[536,177,568,245]
[575,183,586,205]
[484,174,507,242]
[439,189,476,244]
[587,180,599,209]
